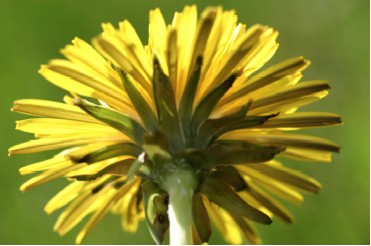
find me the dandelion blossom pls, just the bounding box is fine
[9,5,342,245]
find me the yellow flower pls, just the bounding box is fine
[9,5,341,245]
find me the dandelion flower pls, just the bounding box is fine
[9,5,342,245]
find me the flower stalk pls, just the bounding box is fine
[162,168,197,245]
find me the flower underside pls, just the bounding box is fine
[9,5,341,245]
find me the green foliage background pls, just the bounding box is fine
[1,0,369,244]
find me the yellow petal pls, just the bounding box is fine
[242,181,295,223]
[54,187,108,236]
[237,166,304,205]
[213,75,293,117]
[75,188,118,244]
[249,90,329,115]
[19,155,68,175]
[200,8,235,85]
[66,155,133,177]
[92,36,152,97]
[214,57,310,116]
[53,176,124,235]
[20,162,78,192]
[118,20,152,78]
[173,5,198,101]
[233,217,262,244]
[61,37,123,89]
[75,177,141,244]
[166,28,178,93]
[119,178,142,232]
[260,112,342,129]
[197,25,277,103]
[250,161,322,193]
[39,60,136,115]
[16,118,121,135]
[148,8,168,75]
[93,31,132,71]
[203,199,243,244]
[93,21,154,105]
[12,99,98,123]
[9,134,125,155]
[249,80,329,111]
[221,131,340,153]
[281,147,334,162]
[65,143,119,161]
[189,7,218,73]
[238,191,273,218]
[44,181,85,214]
[230,56,309,100]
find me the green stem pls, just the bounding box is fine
[163,169,196,245]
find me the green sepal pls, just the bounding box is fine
[211,141,284,164]
[192,193,211,243]
[194,103,250,148]
[143,131,172,165]
[178,56,203,146]
[190,74,237,139]
[78,142,141,164]
[119,70,158,132]
[74,98,145,144]
[152,58,184,153]
[211,166,247,191]
[70,159,134,181]
[126,158,146,183]
[218,114,277,135]
[180,148,212,171]
[199,175,272,225]
[123,133,175,184]
[141,132,180,183]
[142,181,169,245]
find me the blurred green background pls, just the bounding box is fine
[1,0,369,244]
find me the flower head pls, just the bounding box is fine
[9,5,341,245]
